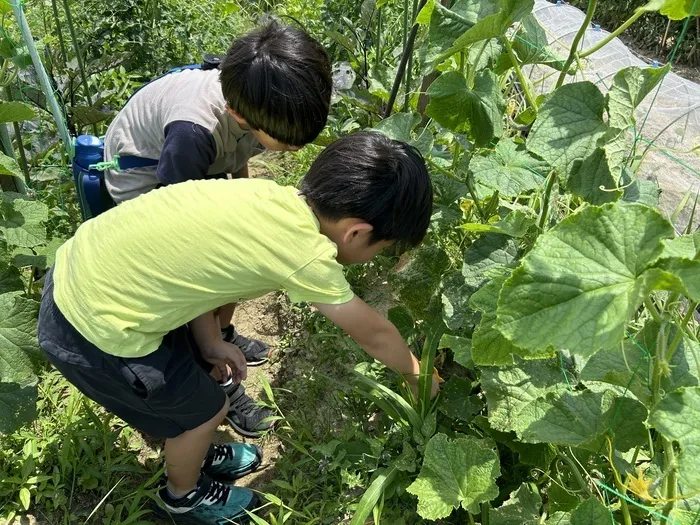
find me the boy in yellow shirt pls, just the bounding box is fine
[37,132,437,524]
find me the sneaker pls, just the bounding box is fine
[222,325,270,366]
[154,474,258,524]
[224,383,275,438]
[202,442,263,482]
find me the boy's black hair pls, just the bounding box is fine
[220,21,332,147]
[300,132,433,247]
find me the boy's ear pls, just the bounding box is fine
[342,222,374,245]
[225,105,248,127]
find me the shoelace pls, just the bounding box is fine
[229,388,260,416]
[213,444,234,464]
[203,478,231,505]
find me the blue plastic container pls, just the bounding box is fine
[72,135,113,219]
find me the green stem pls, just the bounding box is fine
[50,0,68,67]
[555,0,598,88]
[666,302,698,362]
[538,171,555,231]
[645,297,664,325]
[5,86,30,184]
[661,438,677,518]
[503,36,538,112]
[403,0,418,112]
[61,0,97,134]
[465,171,487,222]
[579,9,645,59]
[651,322,667,406]
[558,450,591,496]
[26,267,34,297]
[375,8,382,68]
[468,511,475,525]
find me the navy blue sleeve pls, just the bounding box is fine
[156,120,217,185]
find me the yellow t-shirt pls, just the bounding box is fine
[53,179,354,358]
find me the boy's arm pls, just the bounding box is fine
[189,310,247,383]
[156,121,217,185]
[314,297,439,398]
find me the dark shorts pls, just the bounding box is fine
[37,269,226,439]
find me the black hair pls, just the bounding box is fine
[300,132,433,246]
[220,21,332,147]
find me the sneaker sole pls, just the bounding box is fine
[206,445,264,482]
[245,356,269,367]
[225,416,275,439]
[151,493,260,525]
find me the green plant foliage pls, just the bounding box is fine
[426,70,504,146]
[0,153,23,180]
[389,245,450,323]
[569,498,610,525]
[496,203,680,355]
[527,82,607,177]
[373,112,434,155]
[468,138,549,197]
[641,0,700,20]
[649,387,700,488]
[489,483,541,525]
[440,334,472,368]
[608,64,670,130]
[0,193,49,249]
[407,433,500,519]
[0,101,35,123]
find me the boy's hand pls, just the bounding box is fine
[406,373,440,400]
[202,340,248,383]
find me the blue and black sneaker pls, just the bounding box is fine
[154,474,258,524]
[202,442,263,482]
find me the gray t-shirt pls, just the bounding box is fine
[103,68,260,202]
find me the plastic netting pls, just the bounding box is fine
[528,0,700,227]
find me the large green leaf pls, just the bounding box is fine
[463,233,518,287]
[417,0,499,69]
[439,377,483,422]
[441,271,479,331]
[471,274,532,365]
[0,151,23,180]
[496,203,675,355]
[0,293,41,382]
[474,415,557,468]
[527,82,607,176]
[407,433,500,519]
[437,0,534,63]
[640,0,700,20]
[489,484,541,525]
[570,498,610,525]
[0,193,49,248]
[0,264,22,294]
[426,70,504,147]
[608,65,670,130]
[389,245,450,323]
[582,323,700,407]
[566,148,621,205]
[659,230,700,259]
[482,358,646,450]
[0,101,35,124]
[0,376,38,434]
[461,209,537,238]
[373,112,434,156]
[440,334,473,368]
[512,15,565,69]
[482,358,569,434]
[545,512,572,525]
[649,387,700,489]
[622,176,661,207]
[522,390,647,451]
[469,138,548,197]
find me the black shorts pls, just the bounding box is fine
[37,269,226,438]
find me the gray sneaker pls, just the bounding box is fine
[222,382,275,438]
[221,325,270,366]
